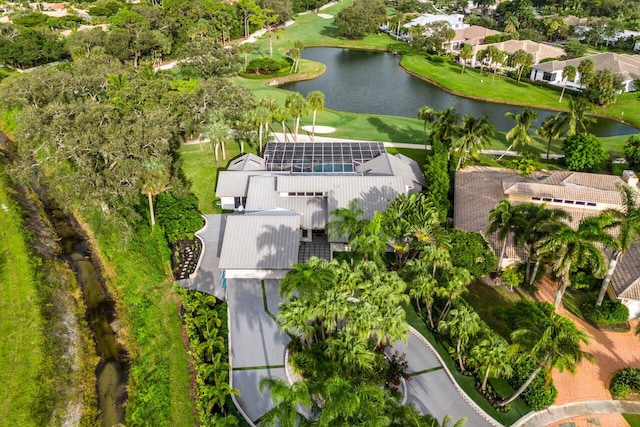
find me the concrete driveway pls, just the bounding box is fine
[228,278,289,423]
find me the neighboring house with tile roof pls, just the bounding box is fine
[454,166,640,318]
[530,52,640,92]
[215,142,426,278]
[471,39,565,68]
[446,25,501,51]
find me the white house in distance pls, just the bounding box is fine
[530,52,640,92]
[454,166,640,318]
[404,13,469,32]
[216,141,426,279]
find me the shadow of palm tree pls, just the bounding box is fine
[367,117,422,143]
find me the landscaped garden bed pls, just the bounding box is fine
[172,237,202,280]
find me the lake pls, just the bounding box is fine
[282,48,638,136]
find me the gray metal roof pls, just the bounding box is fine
[218,213,301,270]
[356,153,426,189]
[226,153,266,171]
[216,171,283,197]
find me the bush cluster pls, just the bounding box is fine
[509,358,558,410]
[245,57,291,75]
[155,190,204,244]
[581,300,629,327]
[610,368,640,398]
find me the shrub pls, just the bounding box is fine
[245,57,290,74]
[570,270,599,290]
[610,368,640,397]
[624,135,640,170]
[509,358,557,410]
[581,300,629,327]
[562,133,607,172]
[155,190,204,244]
[447,229,497,279]
[501,265,523,290]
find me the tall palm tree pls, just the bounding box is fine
[307,90,325,141]
[487,199,523,269]
[327,199,366,242]
[451,114,495,170]
[499,302,594,407]
[498,108,538,160]
[514,203,571,286]
[431,107,461,150]
[485,45,506,83]
[537,114,565,159]
[434,266,472,328]
[559,65,577,103]
[438,305,482,373]
[204,115,231,162]
[470,334,513,394]
[577,58,595,89]
[557,97,596,137]
[285,92,309,141]
[537,216,612,309]
[512,49,533,82]
[259,377,311,427]
[459,44,473,74]
[252,106,271,153]
[417,105,437,149]
[272,104,289,142]
[596,185,640,306]
[139,156,170,227]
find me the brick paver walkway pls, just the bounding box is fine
[535,277,640,426]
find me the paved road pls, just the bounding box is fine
[228,278,289,423]
[176,214,226,299]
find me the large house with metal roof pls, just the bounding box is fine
[216,141,426,279]
[454,166,640,318]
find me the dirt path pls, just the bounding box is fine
[535,278,640,426]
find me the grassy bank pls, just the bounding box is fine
[0,173,48,425]
[84,215,197,426]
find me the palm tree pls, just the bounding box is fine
[204,114,231,162]
[140,157,170,227]
[237,43,253,70]
[537,114,565,159]
[451,114,495,170]
[557,97,596,137]
[559,65,577,103]
[327,199,367,242]
[272,104,289,142]
[596,185,640,306]
[285,92,309,142]
[578,58,595,89]
[289,48,301,73]
[499,302,594,407]
[438,305,482,373]
[307,91,325,141]
[459,44,473,74]
[417,105,437,149]
[252,106,271,153]
[487,199,523,269]
[498,108,538,160]
[470,334,513,394]
[537,216,612,309]
[511,49,533,82]
[434,266,472,329]
[485,45,506,83]
[431,107,461,150]
[259,377,311,427]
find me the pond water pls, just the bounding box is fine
[282,48,638,136]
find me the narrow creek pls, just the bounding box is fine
[49,206,129,426]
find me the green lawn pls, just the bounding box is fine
[179,143,257,214]
[624,413,640,427]
[0,172,46,426]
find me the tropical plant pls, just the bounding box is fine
[499,107,538,160]
[258,377,311,427]
[203,114,231,162]
[511,49,533,82]
[596,185,640,306]
[624,134,640,170]
[431,107,461,149]
[285,92,309,141]
[537,114,565,159]
[562,132,607,172]
[451,114,495,170]
[272,104,289,142]
[459,44,473,74]
[417,105,437,148]
[487,199,522,269]
[577,58,595,89]
[557,97,596,137]
[537,216,612,309]
[499,302,593,407]
[470,334,513,394]
[252,105,272,153]
[438,305,482,373]
[307,91,324,141]
[140,156,170,226]
[559,65,577,103]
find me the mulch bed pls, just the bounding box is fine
[172,238,202,280]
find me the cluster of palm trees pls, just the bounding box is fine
[488,186,640,309]
[177,289,238,425]
[417,95,596,168]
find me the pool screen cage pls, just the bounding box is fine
[262,142,385,173]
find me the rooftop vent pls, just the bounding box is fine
[623,170,638,187]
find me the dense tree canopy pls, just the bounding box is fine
[335,0,386,39]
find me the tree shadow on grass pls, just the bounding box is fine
[367,117,422,143]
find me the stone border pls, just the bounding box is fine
[512,399,640,427]
[188,214,208,279]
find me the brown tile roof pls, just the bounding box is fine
[474,40,565,63]
[454,166,640,301]
[563,15,589,27]
[453,25,500,46]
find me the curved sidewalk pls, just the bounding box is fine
[514,400,640,427]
